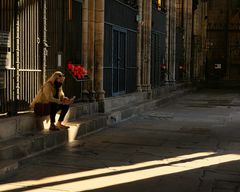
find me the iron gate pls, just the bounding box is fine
[104,0,137,97]
[0,0,42,115]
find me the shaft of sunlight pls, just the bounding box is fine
[2,152,240,192]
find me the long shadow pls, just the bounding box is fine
[2,154,240,192]
[1,152,222,192]
[82,160,240,192]
[1,89,240,192]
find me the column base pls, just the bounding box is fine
[96,90,105,102]
[88,90,96,102]
[82,89,89,102]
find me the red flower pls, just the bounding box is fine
[160,64,166,70]
[67,63,88,80]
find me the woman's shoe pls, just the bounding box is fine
[57,124,70,129]
[49,124,60,131]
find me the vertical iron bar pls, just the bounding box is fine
[42,0,47,83]
[14,0,20,115]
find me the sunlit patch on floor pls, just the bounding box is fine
[2,152,240,192]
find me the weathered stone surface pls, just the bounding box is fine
[2,89,240,191]
[0,119,17,140]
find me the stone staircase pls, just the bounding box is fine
[0,102,108,180]
[0,83,193,180]
[106,83,192,125]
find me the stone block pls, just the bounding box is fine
[67,122,81,142]
[121,108,135,120]
[17,140,32,159]
[0,146,14,160]
[99,117,107,128]
[0,119,17,140]
[44,133,56,148]
[0,160,18,181]
[55,131,67,146]
[31,136,44,154]
[77,123,87,137]
[86,121,95,133]
[66,107,77,121]
[36,116,49,131]
[18,117,36,135]
[108,111,121,125]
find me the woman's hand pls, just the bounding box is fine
[62,97,75,105]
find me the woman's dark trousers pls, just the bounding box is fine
[50,102,69,124]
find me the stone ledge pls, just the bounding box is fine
[66,114,108,141]
[0,102,99,141]
[0,113,108,180]
[0,130,67,161]
[0,160,18,181]
[107,88,192,125]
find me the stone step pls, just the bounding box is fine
[107,88,191,125]
[0,113,108,180]
[0,160,18,180]
[0,130,67,161]
[0,102,99,142]
[66,113,108,142]
[104,92,148,113]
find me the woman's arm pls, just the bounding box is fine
[43,83,62,104]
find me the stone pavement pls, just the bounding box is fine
[1,89,240,192]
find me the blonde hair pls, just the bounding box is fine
[46,71,64,84]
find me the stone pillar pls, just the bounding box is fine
[193,4,199,80]
[88,0,96,101]
[201,0,208,81]
[82,0,89,69]
[95,0,105,102]
[193,0,206,81]
[194,0,207,81]
[184,0,193,81]
[165,0,170,82]
[168,0,176,82]
[141,0,152,94]
[136,0,143,92]
[147,0,152,93]
[82,0,89,101]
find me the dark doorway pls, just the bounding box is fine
[112,28,127,96]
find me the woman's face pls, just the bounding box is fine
[56,74,65,84]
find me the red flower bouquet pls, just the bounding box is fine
[67,62,88,80]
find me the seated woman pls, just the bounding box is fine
[30,71,74,131]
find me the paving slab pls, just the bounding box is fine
[1,89,240,192]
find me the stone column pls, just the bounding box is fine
[193,3,199,80]
[147,0,152,93]
[165,0,170,82]
[193,0,208,81]
[82,0,89,69]
[88,0,96,101]
[82,0,89,101]
[141,0,152,94]
[168,0,176,82]
[201,0,208,80]
[184,0,193,81]
[136,0,143,92]
[95,0,105,102]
